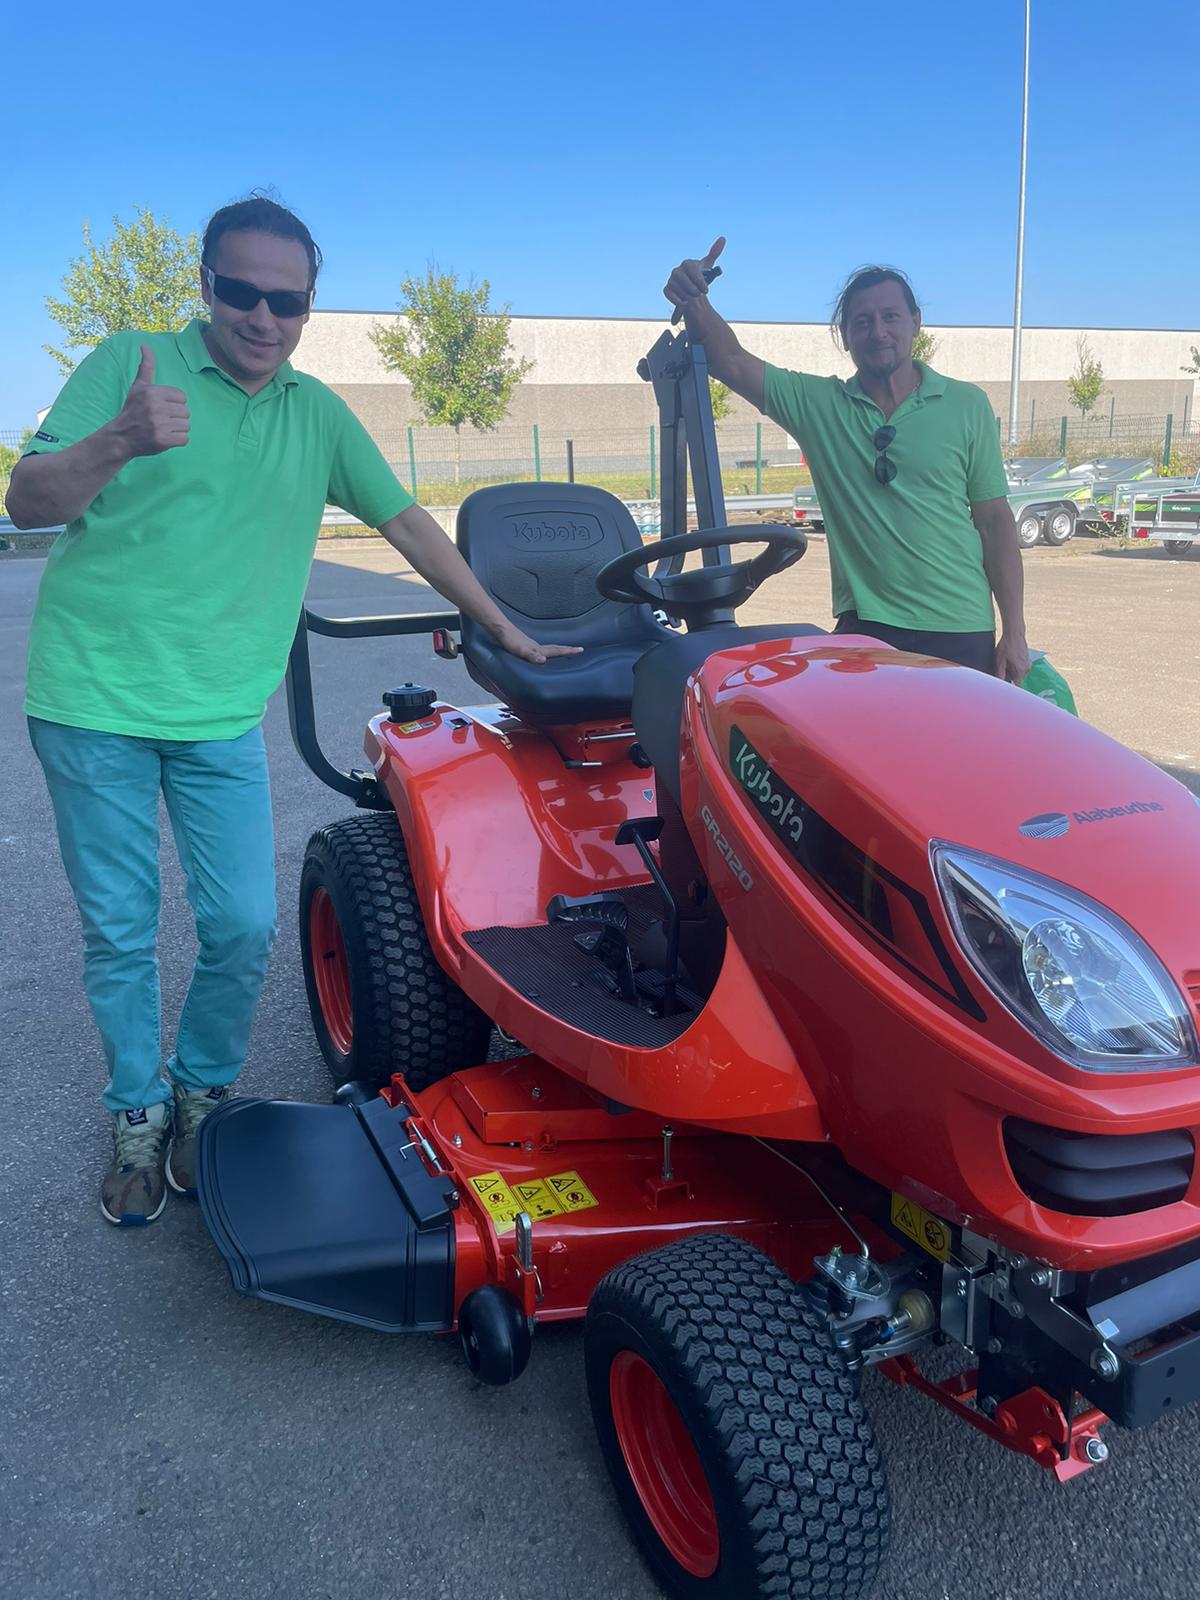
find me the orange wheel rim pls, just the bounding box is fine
[309,887,352,1055]
[609,1350,719,1578]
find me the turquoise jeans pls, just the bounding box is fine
[29,718,277,1113]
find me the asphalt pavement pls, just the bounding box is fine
[2,536,1198,1600]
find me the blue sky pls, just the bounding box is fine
[4,0,1197,425]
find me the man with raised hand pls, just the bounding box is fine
[9,195,578,1228]
[664,239,1029,682]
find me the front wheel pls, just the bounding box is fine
[299,812,491,1090]
[1042,507,1076,546]
[585,1233,889,1600]
[1165,540,1195,556]
[1017,511,1042,548]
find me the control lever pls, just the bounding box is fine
[615,817,681,1014]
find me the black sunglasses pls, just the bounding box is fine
[873,424,898,485]
[205,268,312,320]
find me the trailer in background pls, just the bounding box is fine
[1113,471,1200,555]
[1004,456,1069,486]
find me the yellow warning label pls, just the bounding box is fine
[511,1179,565,1221]
[469,1172,523,1232]
[890,1193,951,1262]
[471,1170,599,1231]
[547,1171,598,1213]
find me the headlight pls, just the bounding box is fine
[933,845,1197,1072]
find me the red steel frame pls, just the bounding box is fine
[877,1357,1108,1483]
[381,1056,849,1324]
[379,1055,1113,1480]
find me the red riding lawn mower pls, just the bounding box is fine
[198,328,1200,1600]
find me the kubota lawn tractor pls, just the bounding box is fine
[198,327,1200,1600]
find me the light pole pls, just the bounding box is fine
[1007,0,1031,446]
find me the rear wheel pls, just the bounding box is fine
[299,813,491,1090]
[1165,540,1195,556]
[1042,507,1076,546]
[1017,511,1042,548]
[586,1233,889,1599]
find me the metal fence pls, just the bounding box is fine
[336,413,1199,504]
[4,410,1198,524]
[359,421,807,503]
[993,410,1199,467]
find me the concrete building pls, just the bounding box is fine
[298,309,1200,451]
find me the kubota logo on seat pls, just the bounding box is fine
[700,804,753,890]
[506,515,601,549]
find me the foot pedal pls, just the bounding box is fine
[547,893,637,1004]
[546,892,630,933]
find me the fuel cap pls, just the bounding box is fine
[382,683,437,721]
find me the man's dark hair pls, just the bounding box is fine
[202,193,323,288]
[832,265,919,347]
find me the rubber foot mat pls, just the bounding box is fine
[464,886,700,1048]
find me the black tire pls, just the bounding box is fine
[299,812,491,1091]
[1016,511,1042,549]
[1041,507,1076,546]
[458,1286,533,1386]
[585,1233,889,1600]
[1165,540,1195,556]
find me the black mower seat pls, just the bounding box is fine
[632,623,827,804]
[456,484,674,726]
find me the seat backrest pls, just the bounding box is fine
[455,483,673,725]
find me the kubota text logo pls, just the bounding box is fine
[730,727,805,846]
[700,804,753,890]
[506,515,600,549]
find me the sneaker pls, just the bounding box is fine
[100,1104,171,1226]
[165,1082,231,1198]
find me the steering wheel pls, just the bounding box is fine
[596,525,807,629]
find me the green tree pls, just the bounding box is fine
[44,207,205,375]
[370,268,532,480]
[0,444,19,518]
[0,429,34,518]
[709,378,734,423]
[1182,346,1200,375]
[911,327,940,364]
[1067,334,1106,418]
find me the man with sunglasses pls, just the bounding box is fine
[9,196,579,1228]
[664,240,1029,683]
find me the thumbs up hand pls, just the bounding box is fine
[112,343,191,457]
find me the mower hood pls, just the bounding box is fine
[689,637,1200,983]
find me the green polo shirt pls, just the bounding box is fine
[24,319,414,740]
[763,360,1008,632]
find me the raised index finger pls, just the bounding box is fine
[702,236,726,269]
